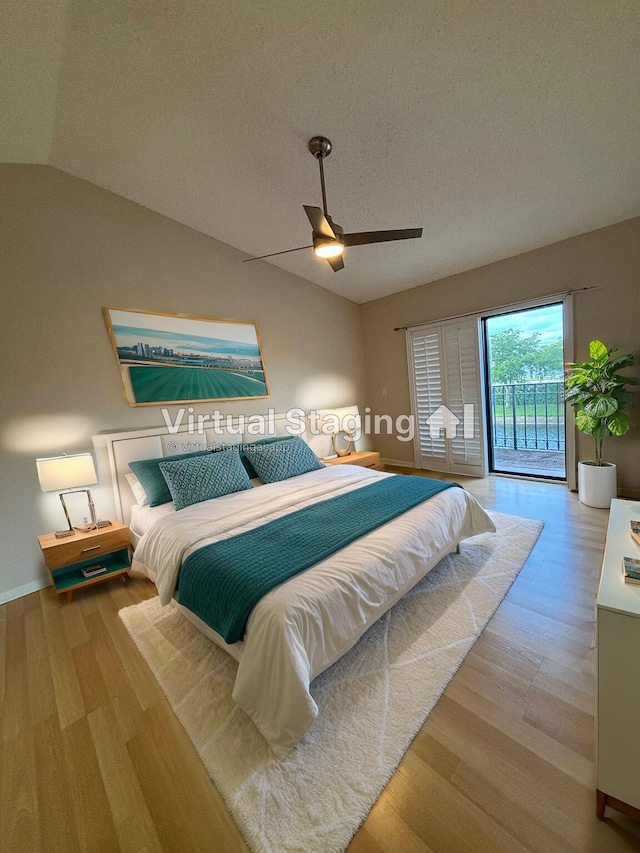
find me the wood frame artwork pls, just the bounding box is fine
[103,307,269,407]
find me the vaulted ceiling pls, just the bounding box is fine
[4,1,640,303]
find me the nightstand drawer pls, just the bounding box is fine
[323,451,383,470]
[42,527,130,570]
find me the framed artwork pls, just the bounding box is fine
[103,307,269,406]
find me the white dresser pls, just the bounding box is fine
[596,498,640,820]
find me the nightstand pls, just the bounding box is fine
[323,451,384,471]
[37,520,131,602]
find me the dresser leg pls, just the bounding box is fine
[597,790,640,822]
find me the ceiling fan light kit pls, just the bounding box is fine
[244,136,423,271]
[313,237,344,258]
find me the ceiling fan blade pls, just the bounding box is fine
[342,227,423,247]
[242,244,312,262]
[327,255,345,272]
[303,205,336,240]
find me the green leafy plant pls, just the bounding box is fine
[565,340,639,465]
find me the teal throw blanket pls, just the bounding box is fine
[179,475,459,643]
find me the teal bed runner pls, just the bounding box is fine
[178,475,460,643]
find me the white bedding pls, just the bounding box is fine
[131,465,495,757]
[129,478,265,545]
[130,503,175,546]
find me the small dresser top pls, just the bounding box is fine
[597,498,640,618]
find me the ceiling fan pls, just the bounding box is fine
[243,136,423,272]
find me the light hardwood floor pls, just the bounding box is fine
[2,473,640,852]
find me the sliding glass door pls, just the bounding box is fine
[484,303,566,479]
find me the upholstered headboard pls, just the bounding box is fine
[93,407,361,525]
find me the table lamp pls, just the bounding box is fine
[315,406,361,458]
[36,453,111,537]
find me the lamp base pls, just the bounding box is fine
[332,431,354,457]
[75,519,112,532]
[54,528,76,538]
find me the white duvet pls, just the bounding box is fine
[131,465,494,757]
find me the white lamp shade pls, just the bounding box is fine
[314,406,362,437]
[36,453,98,492]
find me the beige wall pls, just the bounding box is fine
[360,217,640,490]
[0,165,367,601]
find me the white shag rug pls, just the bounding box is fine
[119,511,542,853]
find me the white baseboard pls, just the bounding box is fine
[382,458,415,468]
[0,577,50,606]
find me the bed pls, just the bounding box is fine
[95,415,495,757]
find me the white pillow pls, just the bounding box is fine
[125,471,149,506]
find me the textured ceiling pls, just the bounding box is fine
[4,1,640,303]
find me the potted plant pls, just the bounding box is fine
[565,340,639,508]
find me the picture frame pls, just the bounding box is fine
[103,307,269,406]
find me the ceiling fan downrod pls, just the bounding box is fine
[308,136,332,218]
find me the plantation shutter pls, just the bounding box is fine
[408,328,449,471]
[408,318,487,477]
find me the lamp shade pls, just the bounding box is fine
[315,406,362,437]
[36,453,98,492]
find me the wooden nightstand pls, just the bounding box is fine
[37,520,131,602]
[323,451,384,471]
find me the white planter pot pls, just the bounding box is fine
[578,461,617,508]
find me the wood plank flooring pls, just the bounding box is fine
[2,473,640,852]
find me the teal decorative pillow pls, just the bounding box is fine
[158,450,252,510]
[236,435,297,478]
[129,451,210,507]
[242,437,323,484]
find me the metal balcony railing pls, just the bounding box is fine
[490,381,565,452]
